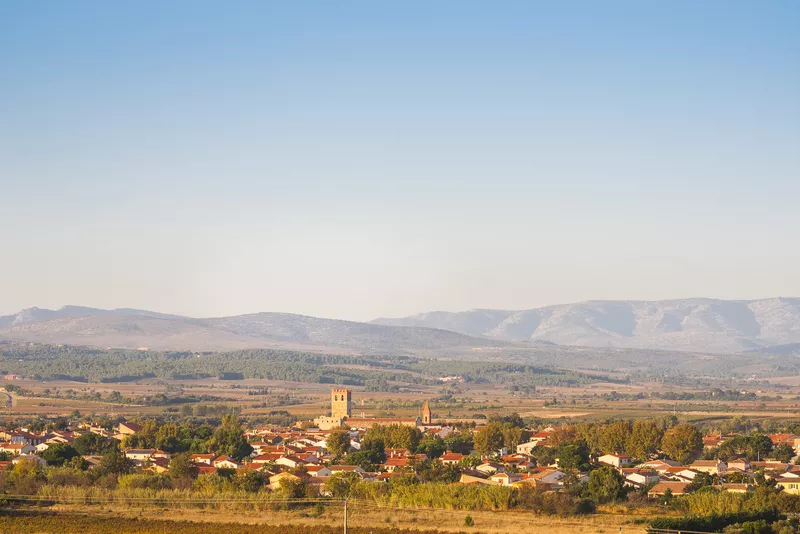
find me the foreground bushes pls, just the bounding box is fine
[650,510,782,532]
[0,511,442,534]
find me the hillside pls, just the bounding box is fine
[373,297,800,353]
[0,307,503,353]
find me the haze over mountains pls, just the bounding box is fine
[374,298,800,354]
[1,298,799,355]
[0,306,501,353]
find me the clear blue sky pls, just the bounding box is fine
[1,0,798,320]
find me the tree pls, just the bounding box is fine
[599,421,631,454]
[7,457,45,495]
[41,443,80,467]
[327,429,351,458]
[473,423,504,456]
[169,452,198,479]
[460,455,482,468]
[73,433,113,455]
[363,424,422,452]
[501,424,526,452]
[416,459,461,483]
[417,436,446,459]
[718,434,773,461]
[443,435,473,455]
[235,470,264,492]
[773,442,795,463]
[745,434,773,461]
[586,465,625,504]
[97,448,134,476]
[661,424,702,464]
[557,443,590,472]
[548,426,581,449]
[532,446,557,467]
[686,471,718,492]
[325,472,361,498]
[204,415,253,461]
[626,420,663,459]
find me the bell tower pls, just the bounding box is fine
[421,400,432,425]
[331,388,352,420]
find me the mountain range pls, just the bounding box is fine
[1,297,799,355]
[0,306,502,353]
[373,297,800,354]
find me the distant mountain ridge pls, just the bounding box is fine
[3,297,799,354]
[372,298,800,354]
[0,306,503,353]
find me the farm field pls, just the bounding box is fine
[0,506,651,534]
[5,374,800,427]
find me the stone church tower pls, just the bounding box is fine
[331,388,352,420]
[421,400,432,425]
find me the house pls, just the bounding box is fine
[382,458,410,472]
[690,460,726,474]
[516,441,541,455]
[0,443,36,456]
[197,466,219,476]
[305,465,332,477]
[727,459,750,471]
[665,467,701,482]
[527,468,568,488]
[5,432,45,446]
[639,459,680,473]
[251,453,284,464]
[475,461,503,476]
[435,427,455,439]
[118,422,143,435]
[213,456,242,469]
[703,434,735,449]
[598,454,634,467]
[190,454,216,465]
[88,426,112,438]
[623,469,661,488]
[13,454,46,467]
[82,456,103,469]
[125,449,156,461]
[459,474,498,486]
[775,476,800,494]
[268,472,307,490]
[648,481,690,498]
[751,461,791,473]
[769,434,797,446]
[440,453,465,465]
[529,430,553,443]
[276,455,312,469]
[489,472,522,486]
[147,458,170,474]
[327,465,365,475]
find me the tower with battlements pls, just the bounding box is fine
[331,388,352,420]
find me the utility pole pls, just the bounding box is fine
[343,498,348,534]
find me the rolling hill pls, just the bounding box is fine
[373,297,800,353]
[0,306,504,353]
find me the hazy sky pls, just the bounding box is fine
[1,1,799,321]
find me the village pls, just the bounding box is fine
[2,387,800,505]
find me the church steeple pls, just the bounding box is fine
[421,400,432,425]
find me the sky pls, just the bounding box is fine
[1,1,799,321]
